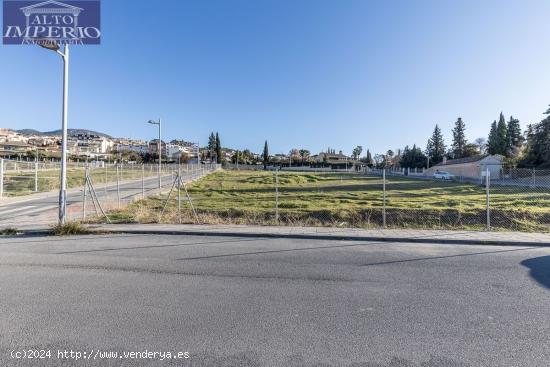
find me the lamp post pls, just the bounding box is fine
[147,119,162,189]
[39,42,69,224]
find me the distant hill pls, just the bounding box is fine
[16,129,112,138]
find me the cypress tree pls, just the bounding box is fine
[521,124,535,166]
[487,120,498,154]
[366,149,373,167]
[506,116,522,157]
[215,132,222,164]
[400,145,411,167]
[263,140,269,169]
[208,132,216,159]
[495,113,508,155]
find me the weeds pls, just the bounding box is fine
[0,227,18,236]
[50,221,91,236]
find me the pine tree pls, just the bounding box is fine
[215,132,222,164]
[505,116,522,158]
[263,140,269,169]
[451,117,467,159]
[426,124,446,165]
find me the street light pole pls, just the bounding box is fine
[59,44,69,224]
[158,119,161,189]
[39,41,69,224]
[148,119,162,189]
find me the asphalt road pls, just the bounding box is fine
[0,234,549,367]
[0,171,203,227]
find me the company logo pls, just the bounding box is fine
[3,0,100,45]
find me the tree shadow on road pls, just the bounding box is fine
[521,255,550,289]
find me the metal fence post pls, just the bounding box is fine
[34,161,38,192]
[485,168,491,231]
[104,162,108,194]
[0,158,4,199]
[532,168,536,186]
[383,169,387,228]
[116,164,120,209]
[275,169,279,224]
[142,164,145,199]
[82,167,88,221]
[178,163,182,224]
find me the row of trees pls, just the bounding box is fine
[207,132,222,164]
[392,104,550,169]
[205,104,550,170]
[227,142,267,166]
[486,113,523,158]
[522,106,550,168]
[425,118,481,166]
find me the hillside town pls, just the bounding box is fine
[0,128,362,168]
[0,128,202,163]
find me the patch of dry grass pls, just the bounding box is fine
[50,221,91,236]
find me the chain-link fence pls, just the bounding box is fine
[0,158,165,198]
[487,168,550,231]
[123,168,550,232]
[76,163,219,222]
[0,159,219,227]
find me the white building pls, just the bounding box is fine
[116,143,148,154]
[67,133,114,157]
[164,143,181,159]
[0,129,27,143]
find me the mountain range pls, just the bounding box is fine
[15,129,112,138]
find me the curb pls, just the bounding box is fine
[79,227,550,247]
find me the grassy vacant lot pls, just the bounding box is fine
[105,170,550,231]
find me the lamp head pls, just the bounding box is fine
[36,39,60,52]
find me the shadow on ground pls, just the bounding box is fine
[521,255,550,289]
[185,352,471,367]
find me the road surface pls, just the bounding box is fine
[0,234,549,366]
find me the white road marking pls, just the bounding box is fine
[0,206,37,215]
[0,205,58,221]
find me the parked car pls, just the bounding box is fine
[433,171,454,180]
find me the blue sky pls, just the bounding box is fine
[1,0,549,156]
